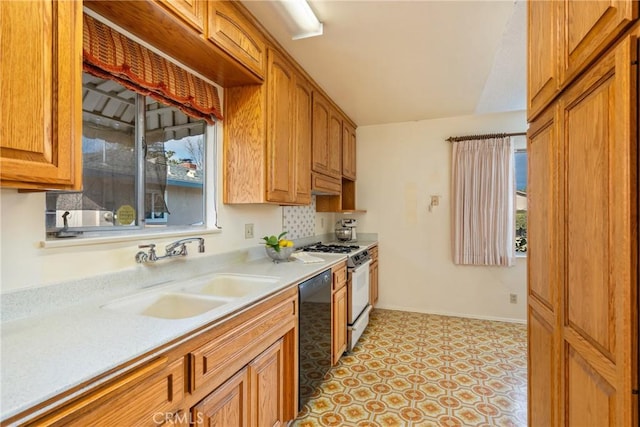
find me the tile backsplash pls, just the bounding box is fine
[282,196,317,239]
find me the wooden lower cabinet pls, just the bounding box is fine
[369,245,379,307]
[192,368,249,427]
[332,286,347,365]
[192,338,286,427]
[248,339,285,427]
[27,358,185,426]
[14,288,299,427]
[331,262,347,365]
[527,32,638,426]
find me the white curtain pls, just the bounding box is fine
[451,137,515,266]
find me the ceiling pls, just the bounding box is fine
[241,0,526,126]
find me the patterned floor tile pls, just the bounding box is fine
[292,309,527,427]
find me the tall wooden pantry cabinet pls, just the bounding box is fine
[527,1,638,426]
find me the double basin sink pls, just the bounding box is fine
[102,274,279,320]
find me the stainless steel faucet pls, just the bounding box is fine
[135,237,205,263]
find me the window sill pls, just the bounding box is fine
[40,227,221,249]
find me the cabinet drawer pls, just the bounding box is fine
[312,172,341,195]
[189,296,296,394]
[332,263,347,291]
[32,357,184,426]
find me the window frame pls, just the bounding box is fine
[514,147,527,256]
[45,80,215,240]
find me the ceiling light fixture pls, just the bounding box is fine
[280,0,323,40]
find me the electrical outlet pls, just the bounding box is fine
[509,293,518,304]
[244,223,254,239]
[321,218,325,228]
[431,195,440,206]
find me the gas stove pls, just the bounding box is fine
[300,242,370,268]
[300,242,360,254]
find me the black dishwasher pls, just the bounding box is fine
[298,269,332,411]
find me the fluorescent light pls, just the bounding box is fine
[280,0,323,40]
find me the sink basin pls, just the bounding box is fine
[102,292,230,319]
[182,274,279,298]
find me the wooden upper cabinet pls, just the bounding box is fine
[0,0,82,190]
[312,93,345,181]
[312,92,331,176]
[225,49,311,205]
[155,0,205,33]
[527,0,637,120]
[327,109,343,178]
[342,122,356,180]
[563,0,637,84]
[266,49,312,205]
[208,1,266,78]
[266,50,295,204]
[294,77,312,205]
[527,0,560,121]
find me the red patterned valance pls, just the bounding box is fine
[83,14,222,124]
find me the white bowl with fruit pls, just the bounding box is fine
[262,232,295,263]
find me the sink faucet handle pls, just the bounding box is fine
[135,251,149,263]
[137,243,157,261]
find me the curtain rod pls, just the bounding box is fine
[446,132,527,143]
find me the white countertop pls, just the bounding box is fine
[0,251,348,423]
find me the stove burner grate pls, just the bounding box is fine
[301,243,360,254]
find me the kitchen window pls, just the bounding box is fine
[45,73,212,237]
[515,148,527,254]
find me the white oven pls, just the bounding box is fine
[347,259,371,351]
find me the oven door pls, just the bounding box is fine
[348,260,371,324]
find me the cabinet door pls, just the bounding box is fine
[327,110,343,178]
[266,50,295,204]
[249,339,284,427]
[527,103,561,427]
[342,122,357,180]
[293,76,312,205]
[558,35,637,426]
[332,286,347,365]
[369,261,379,307]
[527,0,560,120]
[208,1,266,77]
[562,0,637,84]
[156,0,205,33]
[193,368,249,427]
[312,92,330,175]
[0,0,82,190]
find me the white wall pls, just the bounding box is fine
[355,111,527,322]
[0,188,285,293]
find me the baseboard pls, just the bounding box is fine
[374,304,527,325]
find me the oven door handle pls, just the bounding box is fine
[350,259,371,273]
